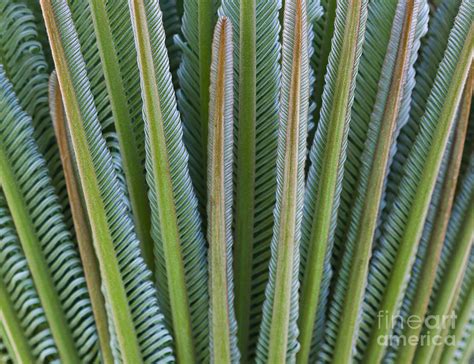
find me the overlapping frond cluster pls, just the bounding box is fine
[0,66,98,362]
[0,0,472,362]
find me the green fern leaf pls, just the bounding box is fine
[14,0,53,68]
[129,0,210,361]
[297,0,368,361]
[48,71,115,362]
[439,238,473,363]
[360,1,474,361]
[385,0,462,211]
[414,154,474,363]
[320,1,429,362]
[207,17,239,363]
[177,0,218,214]
[0,1,69,226]
[382,1,465,359]
[40,1,174,361]
[218,0,281,360]
[160,0,182,87]
[0,193,57,362]
[0,66,98,361]
[255,0,310,361]
[306,0,336,144]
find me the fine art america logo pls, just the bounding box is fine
[377,310,458,347]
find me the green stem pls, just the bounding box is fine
[333,2,418,362]
[87,0,154,272]
[0,146,79,362]
[414,197,474,363]
[396,64,473,364]
[363,24,474,364]
[50,74,114,364]
[0,279,35,363]
[296,0,366,361]
[208,18,233,362]
[233,0,257,359]
[129,0,195,362]
[41,1,142,361]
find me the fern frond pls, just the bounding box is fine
[320,1,428,362]
[393,63,472,364]
[207,17,239,363]
[385,0,462,211]
[83,0,155,271]
[177,0,218,213]
[439,250,474,364]
[306,0,335,144]
[413,153,474,363]
[160,0,181,87]
[360,1,474,361]
[129,0,210,361]
[0,331,12,364]
[0,66,98,361]
[382,2,465,359]
[15,0,53,68]
[305,0,323,141]
[0,193,57,363]
[433,154,474,316]
[332,0,397,268]
[41,1,174,361]
[218,0,281,360]
[0,0,69,224]
[296,0,368,361]
[255,0,309,361]
[415,194,473,363]
[48,71,114,363]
